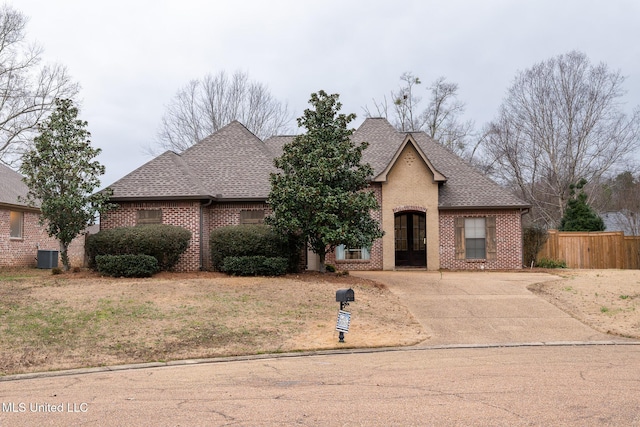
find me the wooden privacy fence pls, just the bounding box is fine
[538,230,640,269]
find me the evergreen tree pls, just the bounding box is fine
[559,179,605,232]
[267,91,383,272]
[20,99,113,270]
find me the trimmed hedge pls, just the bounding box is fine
[95,254,159,277]
[221,256,288,276]
[87,225,191,271]
[210,224,300,272]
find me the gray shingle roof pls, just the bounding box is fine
[109,121,278,200]
[181,121,278,199]
[409,132,528,209]
[0,164,36,209]
[108,151,209,200]
[264,135,295,159]
[352,117,406,176]
[351,118,528,209]
[107,118,529,209]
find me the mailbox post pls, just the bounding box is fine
[335,288,354,343]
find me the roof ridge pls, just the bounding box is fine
[169,152,209,197]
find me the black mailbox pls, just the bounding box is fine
[336,288,355,303]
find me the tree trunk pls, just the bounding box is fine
[59,241,71,271]
[318,251,326,273]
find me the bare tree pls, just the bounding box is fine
[154,70,292,153]
[0,5,79,166]
[363,72,423,132]
[597,171,640,235]
[425,77,475,155]
[481,51,640,228]
[363,73,475,156]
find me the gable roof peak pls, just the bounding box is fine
[373,134,447,183]
[188,120,264,151]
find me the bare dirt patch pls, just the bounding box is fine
[0,269,427,376]
[528,269,640,339]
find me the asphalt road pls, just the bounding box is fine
[1,344,639,426]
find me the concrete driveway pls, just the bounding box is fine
[352,270,620,345]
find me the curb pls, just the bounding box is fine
[2,340,638,383]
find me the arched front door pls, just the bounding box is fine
[394,212,426,267]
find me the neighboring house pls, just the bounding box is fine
[0,163,85,268]
[602,211,639,236]
[103,118,530,272]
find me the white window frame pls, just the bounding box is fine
[336,244,370,261]
[10,211,24,239]
[464,217,486,259]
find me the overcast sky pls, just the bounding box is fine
[17,0,640,187]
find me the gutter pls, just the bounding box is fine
[0,202,41,213]
[438,205,532,211]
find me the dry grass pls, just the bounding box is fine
[4,267,637,377]
[528,269,640,339]
[0,269,427,376]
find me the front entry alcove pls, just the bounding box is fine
[394,212,426,267]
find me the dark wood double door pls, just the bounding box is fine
[395,212,426,267]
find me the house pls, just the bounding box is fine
[102,118,530,271]
[602,211,639,236]
[0,164,86,268]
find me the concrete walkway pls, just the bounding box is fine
[352,270,620,345]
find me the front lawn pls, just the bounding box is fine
[0,269,426,376]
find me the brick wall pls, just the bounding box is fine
[99,201,525,272]
[204,202,271,270]
[101,200,272,272]
[101,201,201,272]
[1,207,86,268]
[439,209,524,270]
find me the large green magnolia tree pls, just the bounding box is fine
[20,98,113,270]
[268,91,383,272]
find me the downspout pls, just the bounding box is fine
[520,207,531,268]
[199,198,215,270]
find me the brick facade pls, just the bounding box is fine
[204,202,271,270]
[1,207,86,268]
[100,193,525,273]
[439,209,524,270]
[101,201,201,272]
[101,201,522,271]
[100,200,271,272]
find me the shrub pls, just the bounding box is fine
[523,226,548,267]
[95,254,159,277]
[87,225,191,271]
[325,264,336,273]
[221,256,288,276]
[536,257,567,268]
[210,225,300,272]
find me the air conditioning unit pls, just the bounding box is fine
[37,250,59,269]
